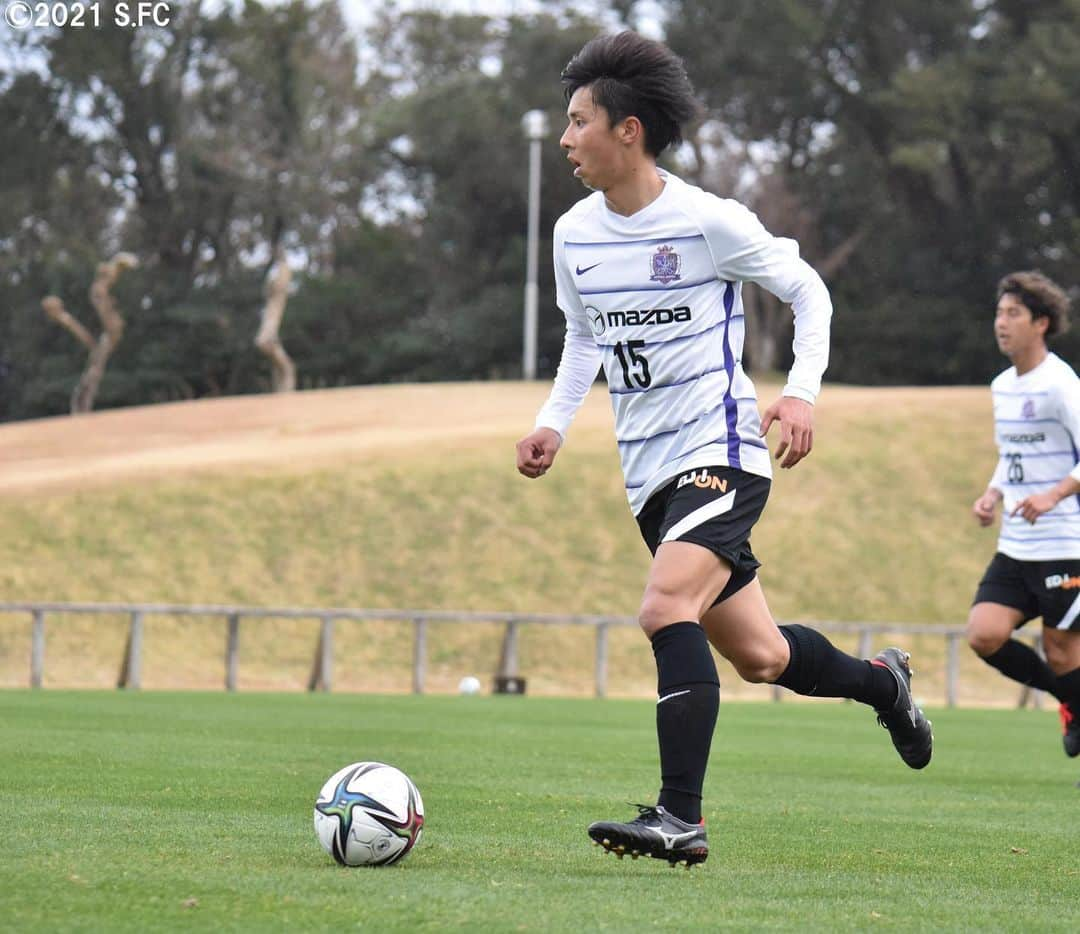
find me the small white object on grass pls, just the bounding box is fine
[458,675,481,696]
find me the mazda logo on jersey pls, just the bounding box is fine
[586,305,605,336]
[604,306,692,328]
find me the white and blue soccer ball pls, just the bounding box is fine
[314,762,424,867]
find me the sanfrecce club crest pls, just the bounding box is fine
[649,244,681,284]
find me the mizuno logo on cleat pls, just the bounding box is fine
[657,829,700,850]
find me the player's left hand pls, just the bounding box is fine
[1011,491,1057,524]
[760,396,814,469]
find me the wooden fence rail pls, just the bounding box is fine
[0,601,1044,708]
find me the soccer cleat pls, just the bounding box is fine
[1059,703,1080,758]
[587,804,708,867]
[871,647,933,770]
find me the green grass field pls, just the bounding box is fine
[1,691,1076,932]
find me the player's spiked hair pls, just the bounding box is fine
[997,270,1071,337]
[561,31,701,157]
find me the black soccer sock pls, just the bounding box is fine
[650,621,719,825]
[774,624,898,710]
[1054,666,1080,709]
[982,639,1062,699]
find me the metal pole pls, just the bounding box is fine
[523,135,542,379]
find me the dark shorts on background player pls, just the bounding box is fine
[636,465,771,606]
[973,552,1080,631]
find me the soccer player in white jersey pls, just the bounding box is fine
[966,271,1080,760]
[514,32,932,868]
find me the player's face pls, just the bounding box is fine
[994,293,1047,358]
[559,86,623,191]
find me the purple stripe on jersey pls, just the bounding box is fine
[616,399,729,445]
[1000,535,1080,544]
[1004,505,1080,517]
[721,281,741,469]
[565,233,706,248]
[622,436,769,489]
[595,316,742,350]
[608,363,730,396]
[1070,434,1080,510]
[579,275,717,296]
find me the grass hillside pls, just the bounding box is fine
[0,381,1011,700]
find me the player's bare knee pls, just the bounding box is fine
[965,617,1007,657]
[730,646,787,683]
[638,590,695,638]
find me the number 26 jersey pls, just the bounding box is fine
[989,352,1080,560]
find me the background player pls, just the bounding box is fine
[515,31,932,869]
[966,270,1080,760]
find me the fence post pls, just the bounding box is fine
[30,609,45,689]
[308,616,334,692]
[225,613,239,692]
[413,617,427,695]
[946,632,960,708]
[118,610,144,690]
[594,622,608,699]
[857,628,873,661]
[498,620,519,678]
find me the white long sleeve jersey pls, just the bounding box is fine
[535,170,832,515]
[988,352,1080,560]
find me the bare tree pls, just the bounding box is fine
[254,249,296,392]
[42,252,138,413]
[691,132,869,373]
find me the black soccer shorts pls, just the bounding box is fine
[635,465,771,606]
[973,552,1080,631]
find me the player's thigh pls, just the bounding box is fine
[638,540,733,635]
[700,578,788,681]
[1041,627,1080,673]
[966,602,1025,654]
[968,553,1034,654]
[636,466,769,635]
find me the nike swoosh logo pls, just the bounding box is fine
[657,689,691,705]
[575,262,601,276]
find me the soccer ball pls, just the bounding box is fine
[313,762,424,867]
[458,675,481,695]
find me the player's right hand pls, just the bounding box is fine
[972,492,1000,527]
[516,427,562,479]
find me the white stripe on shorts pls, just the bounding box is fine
[1057,589,1080,629]
[660,490,736,544]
